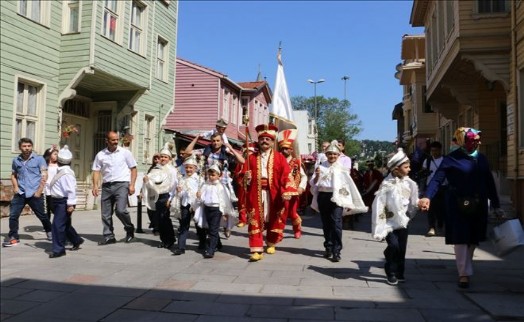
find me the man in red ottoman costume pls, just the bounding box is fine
[242,124,296,261]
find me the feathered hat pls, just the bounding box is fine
[57,145,73,164]
[325,140,341,154]
[159,142,174,158]
[277,129,298,149]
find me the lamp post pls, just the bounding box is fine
[341,75,350,101]
[307,78,325,151]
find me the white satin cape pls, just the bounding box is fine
[371,174,419,240]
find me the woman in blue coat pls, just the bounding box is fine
[419,127,501,289]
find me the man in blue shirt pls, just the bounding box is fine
[3,138,53,247]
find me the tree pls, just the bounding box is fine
[292,96,362,155]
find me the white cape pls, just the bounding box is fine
[310,162,368,216]
[371,175,419,240]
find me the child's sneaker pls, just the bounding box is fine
[3,238,20,247]
[386,275,398,285]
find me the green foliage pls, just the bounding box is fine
[291,95,362,151]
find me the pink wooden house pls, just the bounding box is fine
[165,58,272,148]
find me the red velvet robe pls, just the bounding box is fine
[241,149,296,252]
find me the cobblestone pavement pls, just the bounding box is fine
[1,206,523,321]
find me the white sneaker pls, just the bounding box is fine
[46,232,52,241]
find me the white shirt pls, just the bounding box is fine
[260,150,270,178]
[423,156,445,185]
[310,160,336,192]
[200,180,222,207]
[50,166,77,206]
[177,173,200,207]
[45,163,58,195]
[92,146,137,183]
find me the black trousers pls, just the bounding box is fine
[204,205,222,255]
[318,192,343,256]
[428,187,446,229]
[177,205,193,250]
[384,227,408,277]
[156,193,175,246]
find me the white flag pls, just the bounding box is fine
[270,47,296,131]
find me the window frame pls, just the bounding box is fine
[13,76,46,153]
[128,0,147,56]
[156,36,169,81]
[476,0,509,14]
[143,114,156,163]
[101,0,124,44]
[18,0,51,26]
[62,0,82,34]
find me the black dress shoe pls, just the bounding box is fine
[173,248,185,255]
[157,242,166,248]
[125,233,134,243]
[71,238,84,251]
[323,249,333,259]
[203,251,214,258]
[332,254,341,262]
[458,276,470,289]
[49,252,66,258]
[98,238,116,245]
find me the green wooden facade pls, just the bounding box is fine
[0,0,178,210]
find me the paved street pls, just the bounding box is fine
[1,207,523,322]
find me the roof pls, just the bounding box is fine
[238,81,267,90]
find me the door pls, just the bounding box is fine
[62,115,88,180]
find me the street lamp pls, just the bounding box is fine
[307,78,325,151]
[341,75,350,101]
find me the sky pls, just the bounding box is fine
[176,1,424,141]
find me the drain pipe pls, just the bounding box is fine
[511,1,521,218]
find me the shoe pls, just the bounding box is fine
[397,274,406,283]
[98,238,116,245]
[157,242,166,248]
[426,228,436,237]
[2,238,20,247]
[387,275,398,285]
[173,248,185,255]
[266,246,276,254]
[49,252,66,258]
[224,228,231,238]
[236,222,245,228]
[323,248,333,259]
[458,276,470,289]
[332,254,341,262]
[125,232,134,243]
[71,239,84,251]
[294,231,302,239]
[203,251,214,258]
[46,231,53,241]
[249,252,263,262]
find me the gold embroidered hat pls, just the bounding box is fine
[387,148,409,170]
[325,140,341,154]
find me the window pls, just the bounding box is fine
[446,1,455,36]
[478,0,509,13]
[223,89,230,120]
[241,98,248,124]
[129,1,146,54]
[156,37,168,81]
[308,143,312,154]
[14,80,44,150]
[102,0,122,43]
[143,115,155,162]
[63,0,80,33]
[519,69,524,148]
[18,0,50,25]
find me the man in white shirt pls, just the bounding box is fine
[92,131,137,245]
[421,141,446,237]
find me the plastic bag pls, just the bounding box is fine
[489,219,524,256]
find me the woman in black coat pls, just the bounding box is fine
[419,127,502,289]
